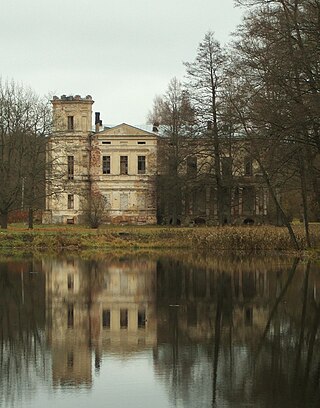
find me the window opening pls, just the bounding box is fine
[120,309,128,329]
[102,309,111,328]
[138,309,146,328]
[102,156,111,174]
[67,194,74,209]
[67,156,74,180]
[67,274,74,290]
[138,156,146,174]
[67,304,74,328]
[67,116,74,131]
[120,156,128,174]
[244,157,253,176]
[187,156,197,177]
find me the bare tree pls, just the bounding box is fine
[82,190,108,228]
[184,32,228,224]
[225,0,320,246]
[149,78,195,225]
[0,80,52,229]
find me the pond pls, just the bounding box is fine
[0,252,319,408]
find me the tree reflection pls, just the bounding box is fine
[2,253,320,408]
[154,255,320,408]
[0,260,47,406]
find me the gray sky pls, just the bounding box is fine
[0,0,243,125]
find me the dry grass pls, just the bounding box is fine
[0,223,319,251]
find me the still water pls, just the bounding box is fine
[0,252,319,408]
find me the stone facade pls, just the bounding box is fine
[43,95,157,225]
[157,136,271,226]
[43,94,271,226]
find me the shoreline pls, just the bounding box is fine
[0,224,319,253]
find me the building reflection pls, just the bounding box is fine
[44,256,157,388]
[2,253,320,407]
[154,256,320,408]
[38,253,320,406]
[155,257,274,345]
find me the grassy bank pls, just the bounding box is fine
[0,224,319,251]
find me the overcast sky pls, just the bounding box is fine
[0,0,243,125]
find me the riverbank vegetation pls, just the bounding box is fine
[0,224,319,252]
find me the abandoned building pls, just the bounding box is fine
[43,95,270,226]
[43,95,158,225]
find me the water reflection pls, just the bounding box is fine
[0,259,48,406]
[1,254,320,407]
[45,257,157,388]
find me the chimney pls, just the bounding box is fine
[95,112,102,132]
[152,122,159,133]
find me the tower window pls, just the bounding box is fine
[67,156,74,180]
[67,194,74,209]
[67,274,74,290]
[67,116,74,131]
[67,304,74,328]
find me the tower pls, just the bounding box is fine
[43,95,94,224]
[52,94,93,134]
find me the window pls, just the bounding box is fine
[67,194,74,209]
[120,274,128,293]
[245,307,253,326]
[67,116,74,131]
[102,309,110,328]
[120,156,128,174]
[187,156,197,177]
[67,304,74,328]
[222,157,232,177]
[138,193,146,210]
[187,305,197,327]
[120,193,128,210]
[120,309,128,329]
[104,193,111,209]
[244,157,253,176]
[242,186,255,213]
[67,156,74,180]
[137,141,146,145]
[67,352,74,369]
[138,156,146,174]
[67,274,74,290]
[102,141,111,144]
[138,309,146,329]
[102,156,111,174]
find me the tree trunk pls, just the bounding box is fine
[0,212,8,229]
[254,153,301,250]
[28,208,34,229]
[299,152,311,247]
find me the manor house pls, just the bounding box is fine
[43,95,158,225]
[43,94,271,226]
